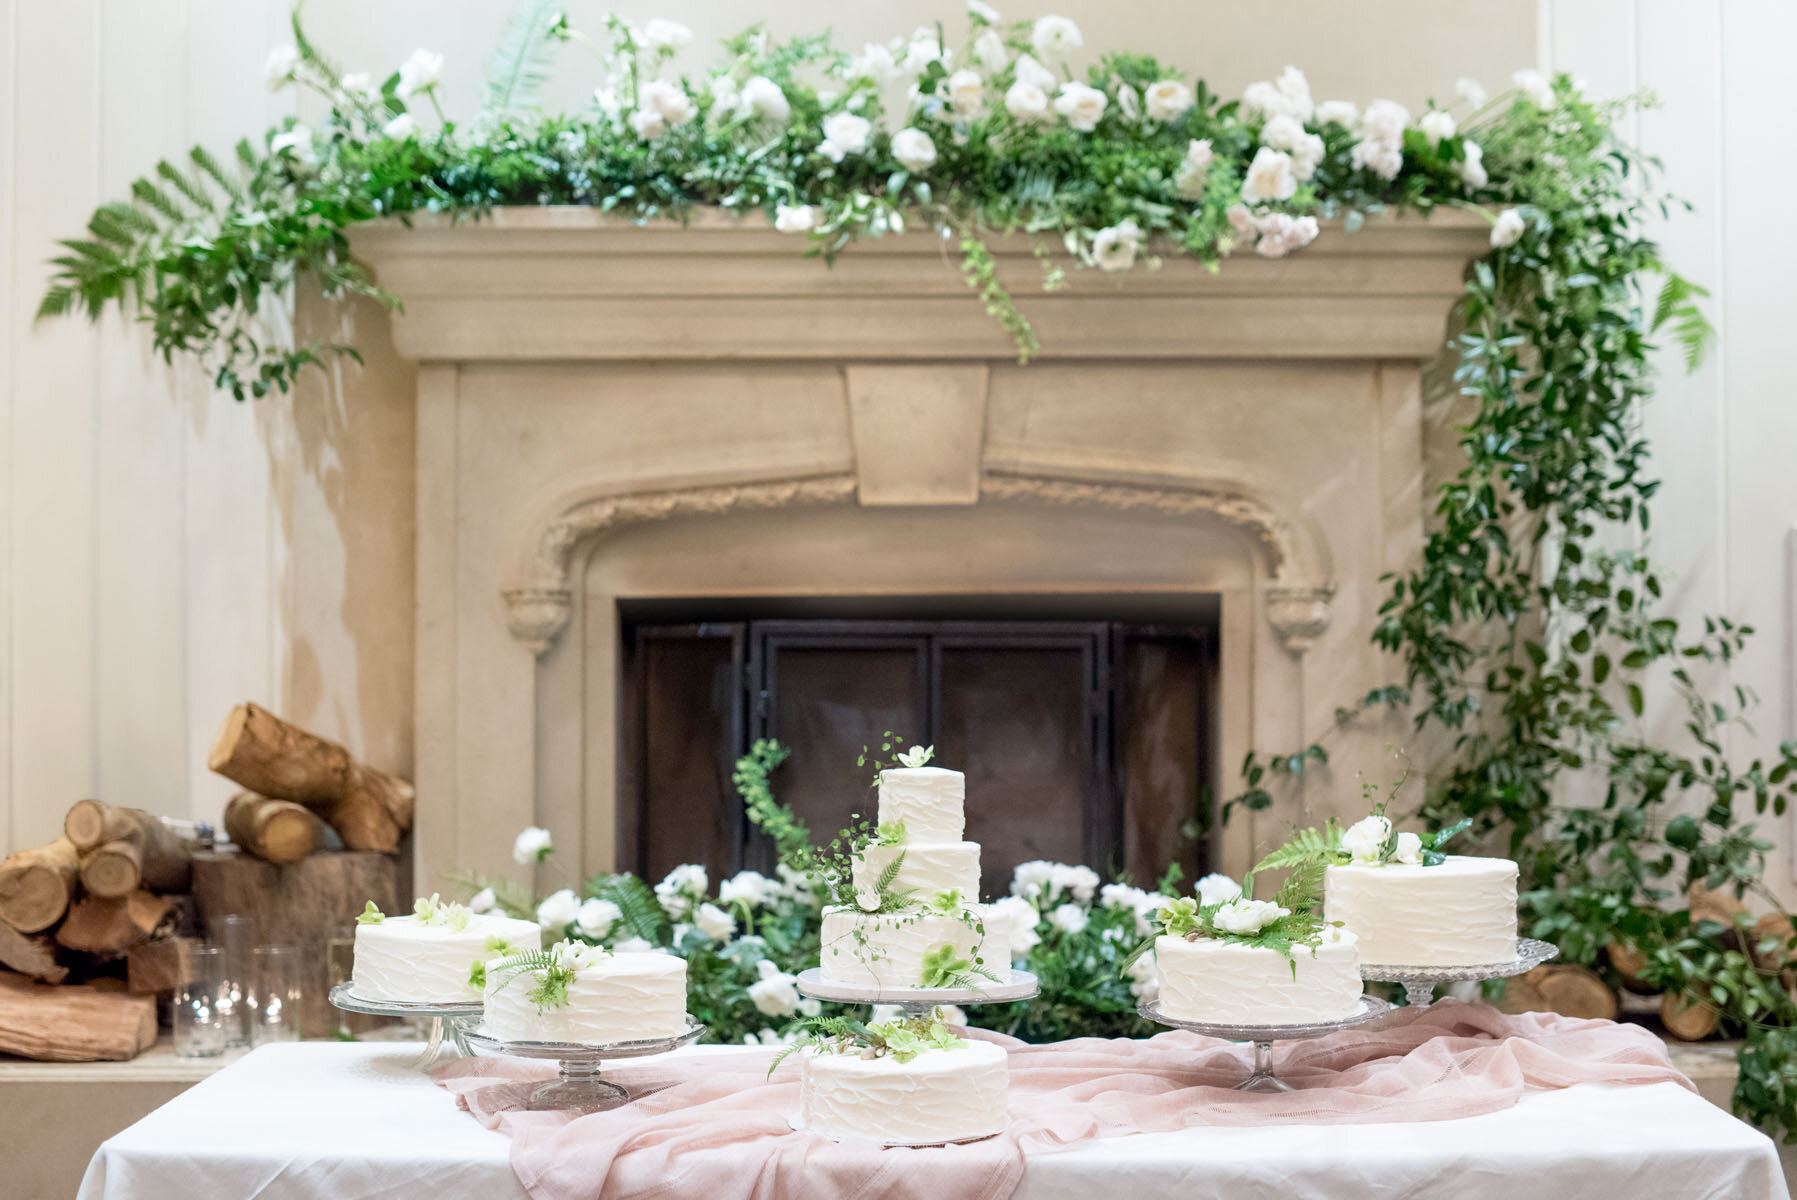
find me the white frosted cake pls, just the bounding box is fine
[483,941,690,1044]
[819,760,1010,988]
[1325,855,1518,966]
[799,1031,1009,1143]
[350,896,540,1004]
[1155,927,1364,1025]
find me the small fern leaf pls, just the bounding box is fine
[189,145,243,202]
[482,0,565,118]
[155,159,211,210]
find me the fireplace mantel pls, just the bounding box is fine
[350,208,1488,888]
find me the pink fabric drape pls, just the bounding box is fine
[434,1000,1694,1200]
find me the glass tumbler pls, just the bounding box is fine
[209,913,254,1048]
[327,928,357,1038]
[173,943,226,1058]
[250,944,305,1044]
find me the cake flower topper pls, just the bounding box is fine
[1122,858,1333,979]
[896,744,935,769]
[771,1013,968,1076]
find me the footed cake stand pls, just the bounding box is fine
[795,967,1039,1019]
[1360,938,1560,1008]
[327,982,483,1069]
[461,1019,706,1113]
[1138,995,1394,1092]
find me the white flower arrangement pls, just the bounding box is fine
[512,825,554,865]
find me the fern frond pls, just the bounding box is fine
[874,851,905,898]
[587,872,670,943]
[482,0,566,117]
[290,5,342,84]
[189,145,243,202]
[1272,855,1327,915]
[129,179,186,222]
[1250,822,1343,875]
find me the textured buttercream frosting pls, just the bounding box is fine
[876,767,965,843]
[800,1040,1009,1143]
[351,913,542,1003]
[820,906,1009,988]
[1324,855,1518,966]
[482,950,689,1044]
[852,842,981,898]
[1155,928,1364,1025]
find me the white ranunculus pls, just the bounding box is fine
[1100,883,1148,910]
[1053,864,1101,903]
[512,826,554,865]
[1457,141,1488,189]
[1351,139,1403,180]
[1419,109,1457,147]
[396,48,444,99]
[850,42,903,83]
[1005,81,1050,123]
[1393,831,1424,866]
[972,29,1008,70]
[576,898,622,938]
[641,79,696,126]
[1242,65,1313,123]
[536,887,580,930]
[945,69,984,117]
[1225,203,1258,238]
[1173,137,1213,200]
[269,125,317,167]
[719,869,777,907]
[1090,219,1142,272]
[1316,99,1358,127]
[891,127,938,172]
[654,863,708,917]
[1049,902,1088,935]
[818,111,872,161]
[613,936,653,953]
[1010,860,1055,901]
[968,0,1001,22]
[1241,146,1297,203]
[740,75,790,123]
[1143,79,1193,123]
[1491,207,1527,248]
[1358,97,1410,144]
[630,107,667,139]
[1212,897,1290,936]
[382,113,418,140]
[642,18,693,51]
[1253,212,1319,258]
[1275,65,1314,119]
[1456,77,1488,108]
[1341,814,1393,864]
[1012,53,1058,93]
[694,901,737,942]
[901,30,949,77]
[747,971,800,1017]
[1512,68,1555,109]
[774,203,816,234]
[468,887,496,914]
[1260,114,1305,151]
[1053,81,1107,132]
[1030,15,1083,58]
[265,44,300,91]
[1195,873,1244,907]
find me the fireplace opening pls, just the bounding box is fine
[617,596,1220,895]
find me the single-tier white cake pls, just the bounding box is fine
[800,1038,1009,1143]
[351,905,540,1004]
[1324,855,1518,966]
[1155,928,1364,1025]
[483,944,689,1044]
[820,907,1010,987]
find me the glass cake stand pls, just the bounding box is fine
[328,982,483,1069]
[795,967,1039,1019]
[460,1018,706,1113]
[1138,994,1395,1092]
[1360,938,1560,1008]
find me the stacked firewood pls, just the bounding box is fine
[0,704,411,1060]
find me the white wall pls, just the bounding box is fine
[7,1,1787,895]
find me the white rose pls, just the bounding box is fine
[1012,53,1058,93]
[1225,203,1258,238]
[1052,864,1101,903]
[1457,140,1488,189]
[1005,81,1050,123]
[536,887,580,931]
[1242,66,1312,123]
[1456,77,1488,108]
[1358,97,1411,144]
[1212,897,1291,936]
[1030,15,1083,58]
[1143,79,1192,123]
[851,43,901,83]
[630,107,667,139]
[264,44,300,91]
[1099,883,1148,910]
[819,111,871,161]
[396,48,444,99]
[719,870,776,907]
[1262,117,1325,182]
[891,127,938,172]
[642,18,693,51]
[1419,109,1457,147]
[1125,951,1159,1001]
[511,826,554,865]
[654,863,708,917]
[968,0,1001,22]
[944,69,984,117]
[1048,902,1088,935]
[694,901,737,942]
[642,79,696,126]
[1491,207,1527,247]
[1512,68,1555,109]
[900,30,949,78]
[1316,99,1358,127]
[799,996,822,1017]
[972,29,1008,70]
[740,75,790,123]
[774,203,816,234]
[747,973,800,1017]
[1134,895,1167,935]
[1393,832,1424,866]
[574,898,622,939]
[1275,65,1314,120]
[382,113,418,140]
[1351,139,1404,180]
[269,125,317,167]
[1341,814,1393,864]
[1174,138,1213,200]
[1053,81,1107,132]
[1254,212,1319,258]
[1010,860,1055,901]
[613,936,653,953]
[987,895,1042,957]
[1090,219,1142,272]
[1241,146,1297,203]
[468,887,496,914]
[1195,873,1244,907]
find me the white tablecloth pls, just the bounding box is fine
[79,1041,1790,1200]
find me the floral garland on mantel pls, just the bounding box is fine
[37,3,1797,1138]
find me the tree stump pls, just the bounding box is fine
[223,792,323,864]
[0,838,81,932]
[54,891,173,957]
[74,806,193,897]
[0,973,156,1061]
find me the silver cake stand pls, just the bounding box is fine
[1138,994,1395,1092]
[1360,938,1560,1009]
[796,967,1039,1019]
[328,982,483,1069]
[461,1018,706,1112]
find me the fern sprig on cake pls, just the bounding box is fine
[771,1014,967,1075]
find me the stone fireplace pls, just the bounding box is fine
[350,208,1489,888]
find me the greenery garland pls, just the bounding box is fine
[35,1,1797,1137]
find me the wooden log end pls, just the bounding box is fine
[206,702,255,775]
[80,839,144,899]
[0,838,81,933]
[1662,991,1721,1041]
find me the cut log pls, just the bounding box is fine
[0,973,156,1061]
[1495,966,1551,1015]
[0,837,81,933]
[1662,991,1721,1041]
[1750,912,1795,971]
[1606,940,1655,993]
[0,920,68,983]
[64,799,141,852]
[208,702,414,853]
[71,805,192,897]
[55,891,173,957]
[223,792,323,864]
[127,937,192,995]
[1534,964,1619,1021]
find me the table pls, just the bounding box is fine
[79,1042,1791,1200]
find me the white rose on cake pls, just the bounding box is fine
[1211,897,1290,936]
[1393,831,1424,866]
[1340,814,1393,864]
[1195,873,1243,907]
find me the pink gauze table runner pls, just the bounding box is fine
[433,1000,1695,1200]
